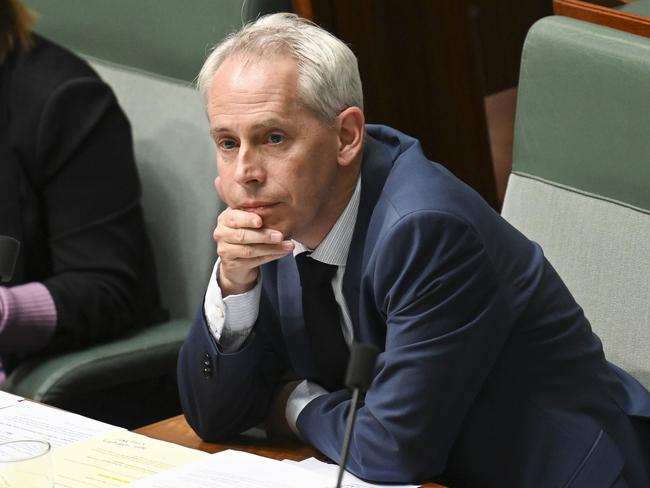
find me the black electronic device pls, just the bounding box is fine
[335,342,379,488]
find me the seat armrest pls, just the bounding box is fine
[1,319,191,404]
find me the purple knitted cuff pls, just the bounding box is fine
[0,283,57,355]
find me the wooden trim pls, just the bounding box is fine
[292,0,315,21]
[553,0,650,38]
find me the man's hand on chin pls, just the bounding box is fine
[266,380,303,440]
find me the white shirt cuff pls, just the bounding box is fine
[286,380,328,436]
[204,259,262,352]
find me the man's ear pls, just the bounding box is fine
[336,107,365,168]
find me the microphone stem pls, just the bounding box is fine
[336,387,361,488]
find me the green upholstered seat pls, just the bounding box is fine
[2,0,291,427]
[501,16,650,389]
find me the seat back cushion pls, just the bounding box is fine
[89,59,223,319]
[502,16,650,388]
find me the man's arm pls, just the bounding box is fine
[178,205,294,440]
[178,285,291,440]
[295,212,515,483]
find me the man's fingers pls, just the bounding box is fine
[218,208,262,229]
[227,253,294,271]
[218,241,294,261]
[214,206,294,294]
[214,226,286,246]
[219,250,293,277]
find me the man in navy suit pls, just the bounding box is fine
[178,13,650,487]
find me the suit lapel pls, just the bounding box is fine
[342,132,393,341]
[274,130,394,368]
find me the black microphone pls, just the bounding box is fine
[336,342,379,488]
[0,236,20,283]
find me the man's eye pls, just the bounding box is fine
[268,133,284,144]
[219,139,237,150]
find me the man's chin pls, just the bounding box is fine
[254,213,292,237]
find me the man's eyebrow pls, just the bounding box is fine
[210,127,228,137]
[210,118,289,137]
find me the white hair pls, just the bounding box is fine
[197,12,363,123]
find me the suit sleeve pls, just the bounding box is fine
[177,289,290,440]
[296,211,516,483]
[35,77,157,349]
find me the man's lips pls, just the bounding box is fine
[238,202,277,212]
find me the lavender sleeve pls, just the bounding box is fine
[0,283,57,354]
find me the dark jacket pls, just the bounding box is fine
[0,35,165,366]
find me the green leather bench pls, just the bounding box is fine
[502,16,650,389]
[2,0,291,427]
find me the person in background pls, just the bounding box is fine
[177,13,650,487]
[0,0,165,378]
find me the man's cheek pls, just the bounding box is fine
[215,178,236,206]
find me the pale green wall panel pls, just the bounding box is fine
[25,0,291,82]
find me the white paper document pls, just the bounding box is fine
[0,400,121,448]
[53,430,207,488]
[0,390,23,409]
[129,449,333,488]
[284,457,421,488]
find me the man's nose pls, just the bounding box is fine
[233,145,266,185]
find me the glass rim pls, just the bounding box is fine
[0,440,51,463]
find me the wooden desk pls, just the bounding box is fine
[136,414,445,487]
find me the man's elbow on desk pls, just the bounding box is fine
[296,392,447,484]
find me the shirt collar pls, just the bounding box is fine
[293,176,361,267]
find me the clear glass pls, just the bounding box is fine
[0,440,53,488]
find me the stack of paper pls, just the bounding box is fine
[0,391,22,409]
[129,450,421,488]
[0,392,420,487]
[0,398,119,447]
[0,392,206,487]
[130,449,332,487]
[284,457,419,488]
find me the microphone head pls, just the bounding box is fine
[0,236,20,283]
[345,342,379,392]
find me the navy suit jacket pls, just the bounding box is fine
[178,125,650,487]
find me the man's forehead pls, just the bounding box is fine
[212,53,298,89]
[207,55,303,121]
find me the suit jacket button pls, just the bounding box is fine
[202,352,213,378]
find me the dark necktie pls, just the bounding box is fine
[295,252,350,391]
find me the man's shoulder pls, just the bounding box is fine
[364,124,478,209]
[362,124,508,247]
[376,155,486,225]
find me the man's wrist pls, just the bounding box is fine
[285,380,328,437]
[218,267,258,297]
[267,380,303,440]
[205,259,261,352]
